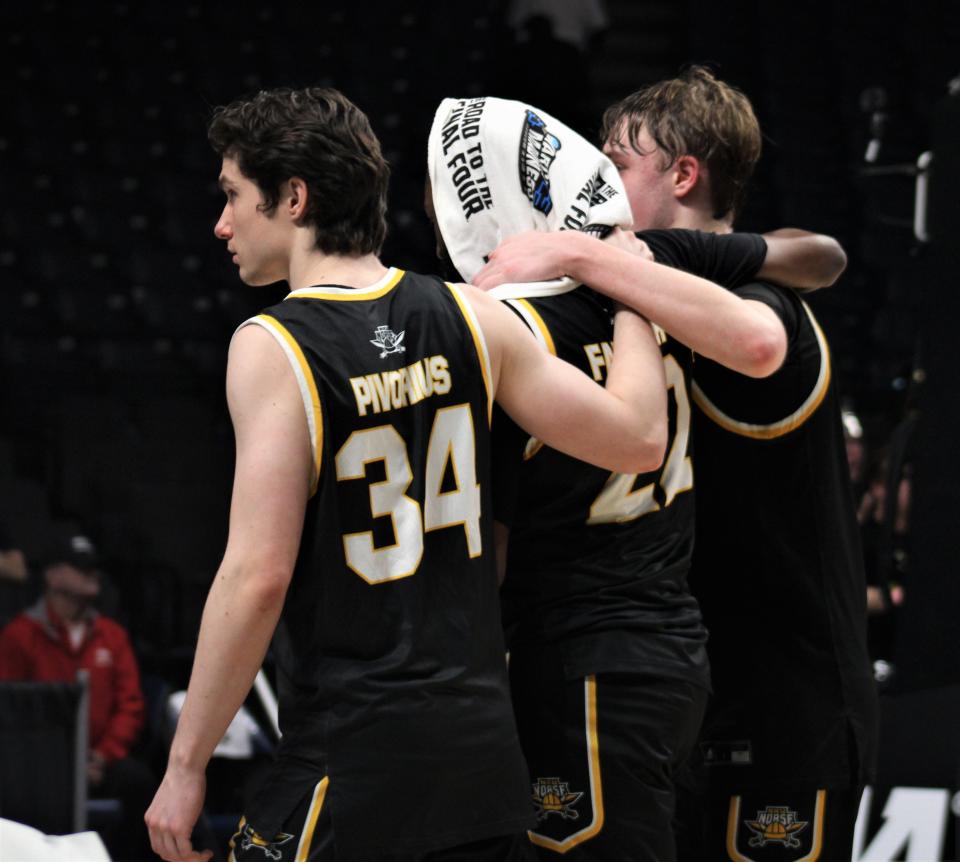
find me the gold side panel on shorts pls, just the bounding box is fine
[529,676,605,853]
[726,789,826,862]
[693,302,831,440]
[296,777,330,862]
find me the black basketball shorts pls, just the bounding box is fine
[228,778,535,862]
[510,650,708,861]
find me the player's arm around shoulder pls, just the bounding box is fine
[146,324,311,862]
[485,230,786,379]
[462,284,667,474]
[760,228,847,290]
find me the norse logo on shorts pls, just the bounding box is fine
[233,824,295,859]
[518,109,562,215]
[531,776,584,821]
[370,325,406,358]
[744,805,809,849]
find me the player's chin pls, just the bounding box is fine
[239,267,274,288]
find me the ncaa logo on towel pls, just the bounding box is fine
[532,776,584,821]
[519,109,562,215]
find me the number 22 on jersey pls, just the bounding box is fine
[334,404,481,584]
[587,355,692,524]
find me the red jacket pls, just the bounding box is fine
[0,599,145,761]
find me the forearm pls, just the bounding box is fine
[606,305,668,446]
[760,231,847,290]
[168,562,287,772]
[566,234,782,376]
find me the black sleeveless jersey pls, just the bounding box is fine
[690,282,878,786]
[241,269,533,853]
[497,230,767,684]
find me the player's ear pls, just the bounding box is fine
[672,155,701,200]
[287,177,309,222]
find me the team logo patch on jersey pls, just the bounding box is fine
[519,110,562,215]
[370,325,406,358]
[727,791,824,862]
[232,824,295,860]
[532,777,584,821]
[745,806,808,849]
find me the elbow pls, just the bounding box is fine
[617,421,668,475]
[812,236,848,288]
[249,568,291,610]
[741,327,787,379]
[223,559,291,610]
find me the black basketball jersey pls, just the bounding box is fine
[240,269,533,853]
[497,230,767,683]
[690,282,878,786]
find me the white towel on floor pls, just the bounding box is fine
[427,96,633,292]
[0,818,112,862]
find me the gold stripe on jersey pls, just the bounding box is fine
[506,299,557,355]
[286,267,405,302]
[246,315,324,494]
[446,283,493,425]
[726,789,825,862]
[529,676,605,852]
[691,302,831,440]
[295,777,329,862]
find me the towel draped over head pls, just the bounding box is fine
[427,96,634,291]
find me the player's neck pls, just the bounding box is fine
[668,206,733,235]
[288,244,389,291]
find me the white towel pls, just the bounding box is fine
[0,818,112,862]
[426,96,633,293]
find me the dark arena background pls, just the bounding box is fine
[1,1,958,859]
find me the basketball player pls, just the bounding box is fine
[475,67,876,862]
[143,87,672,862]
[433,96,845,862]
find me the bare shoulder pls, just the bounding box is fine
[226,321,302,413]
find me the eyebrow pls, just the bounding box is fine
[218,175,234,190]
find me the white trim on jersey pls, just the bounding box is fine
[691,301,831,440]
[488,277,581,300]
[238,315,323,490]
[285,266,401,298]
[446,283,494,422]
[505,299,553,353]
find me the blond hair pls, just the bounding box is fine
[601,66,762,220]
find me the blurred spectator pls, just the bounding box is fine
[0,523,32,628]
[0,534,155,861]
[842,407,868,497]
[498,1,608,135]
[858,459,911,661]
[507,0,609,52]
[0,525,28,584]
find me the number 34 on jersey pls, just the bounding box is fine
[334,403,481,584]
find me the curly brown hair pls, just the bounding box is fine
[601,66,761,221]
[208,87,389,256]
